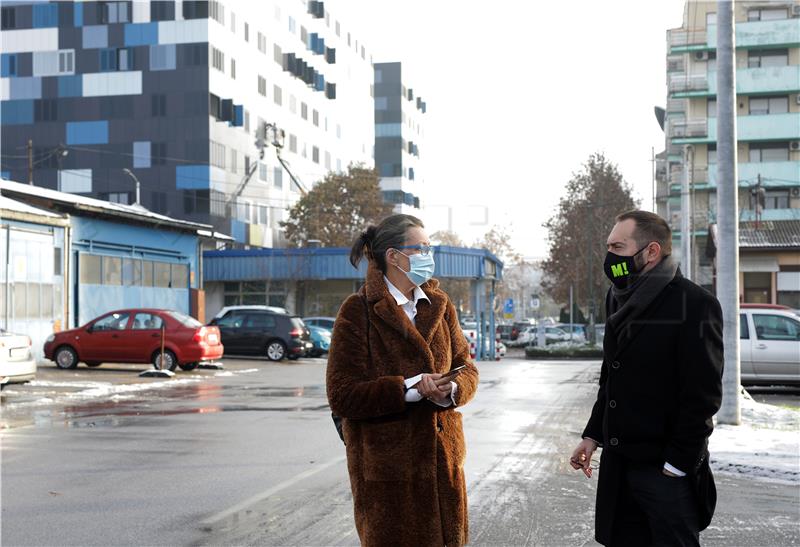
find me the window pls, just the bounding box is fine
[259,162,268,181]
[79,254,102,284]
[122,258,142,285]
[211,140,226,169]
[748,49,789,68]
[152,142,167,166]
[274,167,283,189]
[150,1,175,21]
[749,96,788,115]
[312,109,319,127]
[209,0,225,25]
[154,262,171,288]
[257,32,267,54]
[289,94,297,114]
[230,11,236,33]
[93,312,131,331]
[183,1,208,19]
[143,260,154,286]
[244,110,250,133]
[273,85,282,106]
[753,314,800,341]
[171,264,188,289]
[301,102,308,120]
[375,69,382,83]
[230,149,238,173]
[151,94,167,117]
[748,8,788,21]
[107,192,129,204]
[244,22,249,42]
[743,272,772,304]
[132,313,163,330]
[376,123,402,137]
[706,98,716,118]
[230,58,236,79]
[288,16,296,33]
[1,53,17,77]
[184,43,207,66]
[739,314,749,339]
[211,46,225,73]
[34,99,58,122]
[100,49,117,71]
[258,75,267,96]
[707,144,717,165]
[749,142,789,163]
[312,146,320,164]
[274,44,283,65]
[103,256,122,285]
[59,51,75,74]
[101,1,129,23]
[761,190,791,210]
[259,205,268,225]
[150,44,176,71]
[289,134,297,153]
[375,97,388,110]
[1,7,16,29]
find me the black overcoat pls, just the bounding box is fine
[582,275,724,545]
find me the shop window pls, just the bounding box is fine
[80,254,102,284]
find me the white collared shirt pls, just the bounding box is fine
[383,276,457,408]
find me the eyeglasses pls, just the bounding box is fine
[395,244,433,256]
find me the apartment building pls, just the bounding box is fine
[0,0,375,247]
[658,0,800,305]
[374,62,426,214]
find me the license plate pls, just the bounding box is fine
[10,347,29,359]
[207,334,219,344]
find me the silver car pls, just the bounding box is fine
[0,330,36,390]
[740,305,800,385]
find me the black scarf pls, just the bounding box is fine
[607,255,680,345]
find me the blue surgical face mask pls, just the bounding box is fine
[395,250,435,286]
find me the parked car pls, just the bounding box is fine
[307,325,332,357]
[44,309,223,371]
[512,321,536,341]
[462,328,505,359]
[212,305,288,320]
[740,304,800,385]
[209,309,312,361]
[516,326,570,346]
[496,324,515,343]
[303,316,336,330]
[0,330,36,390]
[555,323,588,343]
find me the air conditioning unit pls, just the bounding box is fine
[790,141,800,151]
[694,51,709,61]
[795,94,800,105]
[791,187,800,198]
[792,4,800,17]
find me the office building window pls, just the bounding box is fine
[230,149,238,173]
[245,110,250,132]
[273,85,282,106]
[749,142,789,163]
[376,123,402,137]
[707,144,717,165]
[258,75,267,96]
[312,146,320,164]
[289,95,297,114]
[211,141,226,169]
[259,162,268,181]
[244,22,249,41]
[258,32,267,54]
[183,1,208,19]
[313,109,319,126]
[274,44,283,65]
[209,0,225,25]
[289,134,297,153]
[107,192,130,204]
[230,11,236,32]
[211,46,225,73]
[749,96,788,115]
[151,1,175,21]
[99,49,117,71]
[151,94,167,117]
[375,97,388,110]
[1,6,16,29]
[150,44,176,71]
[101,1,130,23]
[324,151,331,170]
[184,43,207,66]
[748,49,789,68]
[748,7,787,21]
[34,99,58,122]
[301,102,308,120]
[151,142,167,166]
[274,167,283,189]
[230,58,236,79]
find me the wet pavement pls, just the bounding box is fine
[1,354,798,546]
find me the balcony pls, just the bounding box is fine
[667,55,685,73]
[670,119,708,138]
[673,112,800,144]
[667,98,686,113]
[708,161,800,187]
[707,18,800,50]
[706,65,800,96]
[668,28,708,52]
[668,73,708,93]
[669,165,710,185]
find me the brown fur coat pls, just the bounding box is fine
[326,263,479,547]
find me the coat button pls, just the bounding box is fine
[611,361,621,370]
[610,437,619,446]
[609,400,617,408]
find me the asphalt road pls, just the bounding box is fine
[1,355,798,546]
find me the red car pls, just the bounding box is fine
[44,309,223,372]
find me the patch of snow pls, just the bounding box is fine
[710,389,800,484]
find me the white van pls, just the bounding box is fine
[740,304,800,386]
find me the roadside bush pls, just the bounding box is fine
[524,345,603,359]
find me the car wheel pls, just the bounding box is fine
[152,350,178,371]
[85,362,102,367]
[266,340,287,361]
[54,346,79,370]
[179,362,198,371]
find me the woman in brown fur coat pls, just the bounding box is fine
[326,214,479,547]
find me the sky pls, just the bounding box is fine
[333,0,688,258]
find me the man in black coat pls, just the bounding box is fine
[570,210,724,547]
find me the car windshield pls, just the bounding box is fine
[167,311,203,328]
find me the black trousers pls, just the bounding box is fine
[609,460,700,547]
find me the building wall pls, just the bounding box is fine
[1,1,376,247]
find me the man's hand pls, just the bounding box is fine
[416,373,450,405]
[570,438,598,478]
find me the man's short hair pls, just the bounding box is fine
[615,210,672,256]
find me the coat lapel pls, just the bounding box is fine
[613,283,682,357]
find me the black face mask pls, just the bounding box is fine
[604,245,650,288]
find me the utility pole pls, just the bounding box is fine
[651,146,656,212]
[681,144,693,280]
[27,139,33,184]
[716,0,741,425]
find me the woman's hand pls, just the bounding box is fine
[416,373,451,405]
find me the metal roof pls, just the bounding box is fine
[204,245,504,282]
[710,220,800,250]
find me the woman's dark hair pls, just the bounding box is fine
[349,214,425,272]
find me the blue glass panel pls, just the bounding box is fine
[1,100,34,125]
[99,49,117,71]
[33,4,59,28]
[231,220,246,243]
[66,121,109,145]
[1,54,17,77]
[315,73,325,92]
[74,3,83,26]
[233,105,244,127]
[58,75,83,97]
[0,171,9,180]
[124,23,158,47]
[176,165,211,189]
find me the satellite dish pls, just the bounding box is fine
[654,106,666,131]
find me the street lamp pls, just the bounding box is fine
[122,168,141,206]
